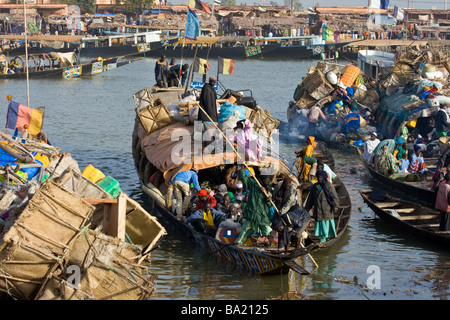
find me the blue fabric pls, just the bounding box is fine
[314,219,337,242]
[218,102,246,123]
[172,170,201,191]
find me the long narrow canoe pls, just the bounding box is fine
[360,188,450,246]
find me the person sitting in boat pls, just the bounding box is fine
[304,171,339,243]
[234,168,273,246]
[271,207,311,250]
[398,152,410,174]
[272,176,298,216]
[393,137,407,161]
[216,193,232,214]
[9,59,21,73]
[373,138,395,171]
[185,200,227,237]
[172,168,201,220]
[377,144,398,176]
[193,189,217,211]
[362,132,380,164]
[167,63,189,87]
[408,144,428,175]
[233,182,246,203]
[214,184,228,205]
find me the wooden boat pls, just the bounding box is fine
[0,129,166,300]
[357,147,437,207]
[142,35,354,60]
[2,31,167,59]
[0,54,135,80]
[360,188,450,246]
[131,87,352,275]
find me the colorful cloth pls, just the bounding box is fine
[6,100,43,135]
[314,220,337,243]
[378,152,398,175]
[408,153,427,174]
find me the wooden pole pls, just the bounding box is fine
[184,45,198,92]
[23,1,30,108]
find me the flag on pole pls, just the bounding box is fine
[193,57,210,74]
[188,0,211,13]
[394,6,404,20]
[369,0,389,9]
[6,100,43,135]
[218,57,235,75]
[185,8,199,40]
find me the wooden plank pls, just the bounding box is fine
[374,202,402,208]
[414,223,440,228]
[108,193,126,241]
[84,198,118,204]
[393,208,416,213]
[399,214,439,221]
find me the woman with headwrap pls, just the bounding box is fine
[304,170,339,243]
[293,136,316,182]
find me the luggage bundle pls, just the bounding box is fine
[133,88,174,134]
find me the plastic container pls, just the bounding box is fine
[96,176,122,198]
[82,164,105,184]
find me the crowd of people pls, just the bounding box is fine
[165,133,342,249]
[154,54,189,88]
[362,132,430,179]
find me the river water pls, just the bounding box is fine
[1,57,449,300]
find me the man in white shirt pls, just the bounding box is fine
[363,132,380,164]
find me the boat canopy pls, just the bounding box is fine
[136,121,283,183]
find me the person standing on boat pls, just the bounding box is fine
[362,132,380,164]
[295,150,318,183]
[172,168,201,220]
[435,172,450,231]
[186,200,226,236]
[306,104,328,136]
[198,76,218,134]
[168,63,189,87]
[272,176,298,216]
[304,171,339,243]
[234,168,273,245]
[293,136,316,183]
[154,54,168,88]
[434,104,450,138]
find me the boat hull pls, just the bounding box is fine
[360,190,450,246]
[0,57,132,79]
[142,41,351,60]
[148,196,308,275]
